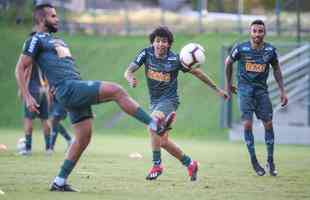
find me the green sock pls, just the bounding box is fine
[58,124,72,142]
[133,107,152,125]
[181,154,192,167]
[152,150,161,166]
[25,134,32,151]
[58,159,76,179]
[44,134,51,150]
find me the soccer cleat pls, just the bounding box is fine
[146,165,163,180]
[164,112,176,131]
[50,182,78,192]
[266,162,278,176]
[154,112,176,135]
[187,160,199,181]
[251,160,266,176]
[45,149,54,156]
[19,149,32,156]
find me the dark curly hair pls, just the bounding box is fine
[149,26,174,45]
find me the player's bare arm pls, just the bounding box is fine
[190,67,228,98]
[124,62,140,88]
[224,56,236,98]
[15,54,39,113]
[272,63,288,106]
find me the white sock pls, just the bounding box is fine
[54,176,65,186]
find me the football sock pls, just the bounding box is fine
[265,128,274,163]
[244,129,257,161]
[50,124,58,150]
[181,154,192,167]
[58,159,76,180]
[25,134,32,151]
[44,133,51,150]
[152,150,161,166]
[58,123,72,142]
[133,107,152,125]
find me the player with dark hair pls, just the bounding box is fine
[125,26,227,181]
[225,19,288,176]
[15,4,173,192]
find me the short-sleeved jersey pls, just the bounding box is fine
[22,32,81,87]
[132,46,189,103]
[229,41,279,89]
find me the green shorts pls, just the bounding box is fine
[24,92,49,120]
[150,99,179,116]
[55,80,101,124]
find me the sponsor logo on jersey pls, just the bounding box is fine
[147,69,171,82]
[245,62,266,73]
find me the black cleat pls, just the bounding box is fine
[266,162,278,176]
[50,182,78,192]
[155,112,176,135]
[251,160,266,176]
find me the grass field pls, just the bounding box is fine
[0,130,309,200]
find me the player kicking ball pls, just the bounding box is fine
[124,26,227,181]
[15,4,174,192]
[225,20,288,176]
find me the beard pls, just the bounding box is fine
[45,20,58,33]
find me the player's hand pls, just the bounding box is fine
[225,85,237,99]
[217,88,229,100]
[128,77,138,88]
[25,94,40,114]
[280,92,288,107]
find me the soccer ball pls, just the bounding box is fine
[179,43,205,69]
[17,137,26,153]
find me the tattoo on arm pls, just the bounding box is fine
[124,63,140,79]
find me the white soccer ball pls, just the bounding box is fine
[17,137,26,153]
[179,43,205,69]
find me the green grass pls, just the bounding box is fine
[0,129,309,200]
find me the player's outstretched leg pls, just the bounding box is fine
[264,122,277,176]
[160,137,199,181]
[97,82,170,134]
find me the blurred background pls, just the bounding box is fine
[0,0,309,142]
[2,0,310,38]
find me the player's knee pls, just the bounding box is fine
[263,120,273,130]
[160,135,169,147]
[243,120,253,130]
[75,134,91,149]
[112,84,128,100]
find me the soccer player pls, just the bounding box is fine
[19,64,51,155]
[49,99,72,151]
[124,26,227,181]
[225,19,288,176]
[15,4,172,192]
